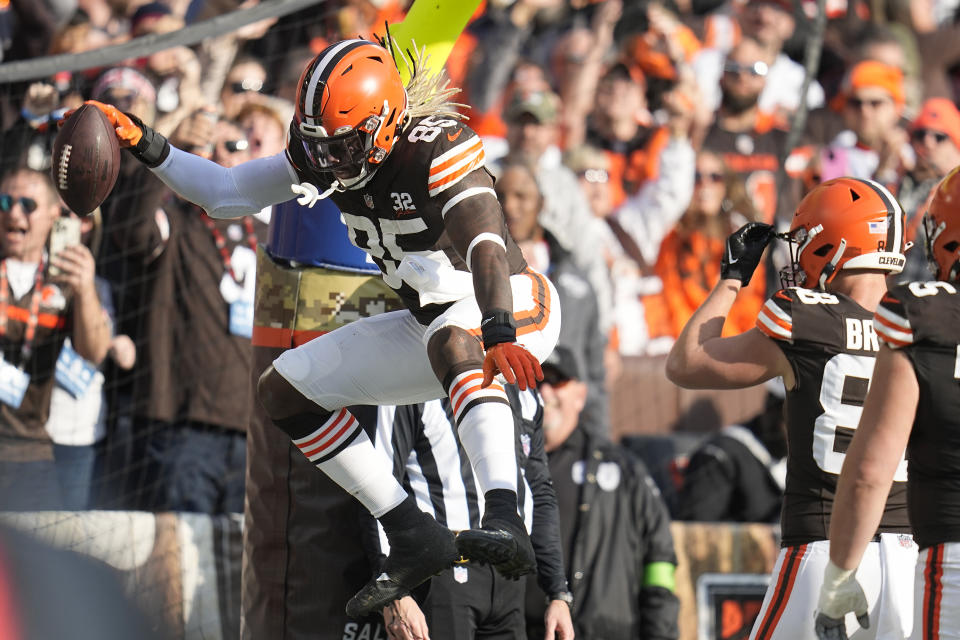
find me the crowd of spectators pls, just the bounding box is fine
[4,1,960,637]
[0,0,958,522]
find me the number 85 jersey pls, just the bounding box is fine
[756,287,910,547]
[287,116,528,325]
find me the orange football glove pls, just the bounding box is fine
[82,100,144,147]
[482,342,544,391]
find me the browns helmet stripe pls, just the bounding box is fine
[861,178,903,253]
[300,38,370,124]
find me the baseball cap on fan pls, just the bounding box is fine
[839,60,905,106]
[541,345,582,383]
[505,90,561,125]
[130,2,176,36]
[91,66,158,125]
[911,98,960,149]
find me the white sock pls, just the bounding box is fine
[293,408,407,517]
[448,370,517,493]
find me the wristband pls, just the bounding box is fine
[126,112,170,168]
[547,591,574,607]
[480,309,516,350]
[21,107,49,127]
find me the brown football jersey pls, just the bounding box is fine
[876,281,960,549]
[287,116,528,325]
[757,287,910,546]
[702,118,802,224]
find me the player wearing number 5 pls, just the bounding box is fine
[815,168,960,640]
[81,38,561,618]
[666,177,916,640]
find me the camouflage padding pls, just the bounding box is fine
[253,246,403,348]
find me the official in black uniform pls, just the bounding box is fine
[816,167,960,640]
[530,346,679,640]
[83,39,562,617]
[665,177,916,640]
[362,387,573,640]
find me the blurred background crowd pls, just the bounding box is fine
[0,0,956,533]
[2,0,956,637]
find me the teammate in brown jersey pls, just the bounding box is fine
[80,40,562,618]
[666,177,916,640]
[816,167,960,640]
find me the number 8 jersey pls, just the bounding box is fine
[756,286,910,546]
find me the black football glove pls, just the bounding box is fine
[814,612,852,640]
[814,561,869,640]
[721,222,775,286]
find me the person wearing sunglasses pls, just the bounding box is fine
[212,119,251,168]
[0,168,110,511]
[693,0,824,118]
[643,151,766,345]
[529,344,679,640]
[819,61,911,190]
[897,98,960,283]
[702,37,801,224]
[497,160,609,438]
[220,55,268,120]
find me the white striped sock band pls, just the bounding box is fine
[293,408,361,463]
[447,369,509,425]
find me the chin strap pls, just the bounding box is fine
[291,181,338,208]
[818,237,847,288]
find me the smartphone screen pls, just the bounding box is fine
[48,217,82,276]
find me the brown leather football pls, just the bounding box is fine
[51,104,121,216]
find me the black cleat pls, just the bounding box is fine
[345,515,458,618]
[455,513,536,580]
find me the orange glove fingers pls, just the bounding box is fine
[83,100,143,147]
[517,349,543,390]
[504,349,531,391]
[481,358,498,388]
[527,354,544,384]
[494,350,517,386]
[482,343,543,391]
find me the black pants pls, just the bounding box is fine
[424,563,526,640]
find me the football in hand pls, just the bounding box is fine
[51,104,121,216]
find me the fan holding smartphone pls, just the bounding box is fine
[48,215,82,277]
[0,168,112,511]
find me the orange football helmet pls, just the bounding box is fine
[924,166,960,281]
[293,39,408,187]
[779,177,906,289]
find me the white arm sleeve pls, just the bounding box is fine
[150,146,300,219]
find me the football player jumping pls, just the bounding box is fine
[814,168,960,640]
[666,177,916,640]
[83,40,561,617]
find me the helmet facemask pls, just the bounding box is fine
[778,227,807,288]
[778,224,842,289]
[292,40,414,199]
[299,101,392,190]
[780,223,855,289]
[924,213,960,281]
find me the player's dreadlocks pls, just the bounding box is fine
[378,27,467,124]
[400,44,467,122]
